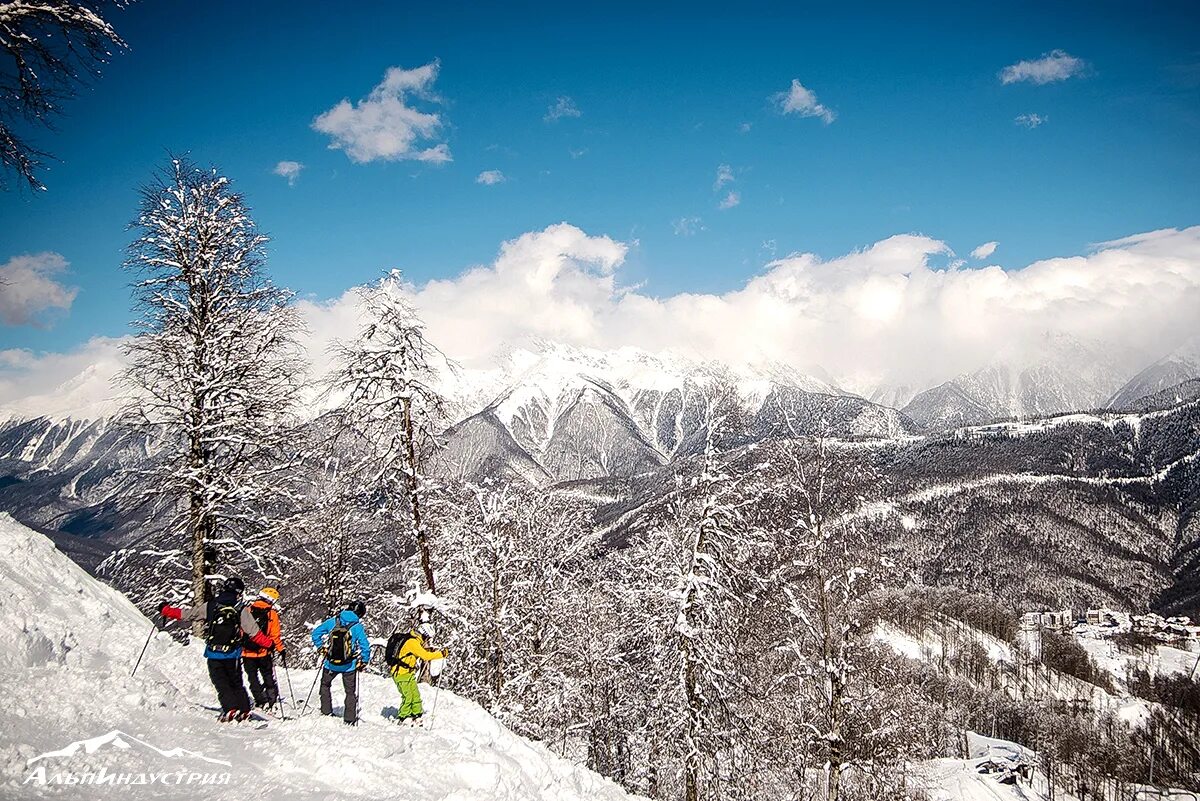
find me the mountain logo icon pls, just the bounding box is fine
[26,730,231,767]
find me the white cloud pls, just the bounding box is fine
[714,164,734,191]
[273,161,304,186]
[738,122,752,134]
[11,226,1200,419]
[299,224,1200,396]
[297,223,628,374]
[719,191,741,210]
[0,336,125,418]
[476,170,506,185]
[970,241,998,260]
[544,96,581,123]
[1000,50,1086,85]
[672,217,705,236]
[773,79,836,124]
[0,252,78,326]
[312,61,451,164]
[1015,113,1046,129]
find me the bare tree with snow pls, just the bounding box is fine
[120,157,305,631]
[435,480,596,736]
[617,388,768,801]
[0,1,129,190]
[761,427,898,801]
[327,271,449,593]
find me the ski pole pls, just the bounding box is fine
[131,620,158,677]
[426,659,444,731]
[427,681,441,731]
[283,661,297,715]
[269,661,286,719]
[302,656,322,717]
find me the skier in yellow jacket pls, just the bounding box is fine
[384,618,447,724]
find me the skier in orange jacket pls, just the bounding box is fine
[242,587,286,710]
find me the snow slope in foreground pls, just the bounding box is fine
[0,514,641,800]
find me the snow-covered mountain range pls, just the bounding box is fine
[432,345,912,483]
[1107,338,1200,410]
[900,332,1138,430]
[5,334,1198,436]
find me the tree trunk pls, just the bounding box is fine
[188,482,210,637]
[490,546,504,703]
[403,396,436,592]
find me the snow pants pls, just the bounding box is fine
[243,654,279,708]
[320,668,359,724]
[207,657,251,715]
[392,670,423,719]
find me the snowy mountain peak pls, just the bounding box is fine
[902,330,1136,429]
[1107,335,1200,410]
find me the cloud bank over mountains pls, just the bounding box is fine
[4,224,1200,414]
[298,223,1200,395]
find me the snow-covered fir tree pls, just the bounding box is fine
[619,391,768,801]
[117,157,304,625]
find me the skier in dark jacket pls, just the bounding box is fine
[310,601,370,725]
[160,576,272,722]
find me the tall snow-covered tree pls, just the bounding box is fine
[0,1,129,189]
[328,270,448,593]
[621,390,767,801]
[120,157,304,629]
[761,428,896,801]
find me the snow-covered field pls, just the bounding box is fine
[0,513,641,800]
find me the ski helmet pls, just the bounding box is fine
[223,576,245,596]
[347,600,366,618]
[259,587,280,604]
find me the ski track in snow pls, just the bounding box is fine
[0,513,643,801]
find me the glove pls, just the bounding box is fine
[157,602,169,617]
[279,649,288,668]
[440,648,449,658]
[355,660,366,672]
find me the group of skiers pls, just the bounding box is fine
[159,578,449,726]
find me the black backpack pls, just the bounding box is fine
[245,604,272,649]
[326,613,357,667]
[206,601,243,654]
[385,631,415,669]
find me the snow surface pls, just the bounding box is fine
[0,513,642,800]
[873,622,1015,667]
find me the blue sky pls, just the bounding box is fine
[2,0,1199,356]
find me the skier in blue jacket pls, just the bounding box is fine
[311,601,371,725]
